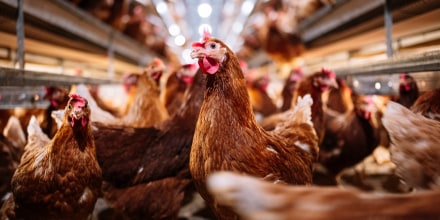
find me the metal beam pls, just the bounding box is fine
[334,50,440,76]
[299,0,384,43]
[16,0,25,70]
[0,67,121,87]
[384,0,393,57]
[0,0,156,66]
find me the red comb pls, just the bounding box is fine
[321,68,335,78]
[192,29,211,48]
[202,29,211,41]
[69,94,82,100]
[69,94,86,107]
[192,41,204,48]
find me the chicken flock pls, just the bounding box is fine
[0,31,439,220]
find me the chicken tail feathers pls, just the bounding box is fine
[27,115,43,137]
[291,94,313,125]
[207,171,283,220]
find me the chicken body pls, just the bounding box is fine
[410,88,440,121]
[3,94,102,220]
[324,78,353,114]
[207,171,440,220]
[163,64,198,116]
[247,75,278,118]
[382,100,440,190]
[190,33,316,219]
[92,70,205,219]
[320,95,381,178]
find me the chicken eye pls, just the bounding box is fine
[209,43,216,49]
[67,105,72,110]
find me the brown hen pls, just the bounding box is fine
[92,69,205,219]
[189,32,317,220]
[2,94,102,220]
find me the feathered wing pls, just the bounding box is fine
[270,94,319,161]
[382,101,440,190]
[3,116,26,149]
[24,116,50,152]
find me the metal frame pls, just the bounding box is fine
[0,67,120,86]
[334,50,440,76]
[0,0,157,68]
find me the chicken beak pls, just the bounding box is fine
[191,48,204,59]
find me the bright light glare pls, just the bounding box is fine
[174,35,186,46]
[156,2,168,14]
[168,24,181,36]
[198,3,212,18]
[198,24,212,36]
[241,0,255,15]
[353,80,359,88]
[232,22,243,33]
[387,81,393,87]
[375,82,381,90]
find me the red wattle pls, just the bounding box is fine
[199,57,219,74]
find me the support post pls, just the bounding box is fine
[16,0,25,70]
[384,0,393,57]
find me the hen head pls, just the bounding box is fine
[190,30,228,74]
[354,95,376,120]
[177,63,198,84]
[122,72,140,93]
[312,68,338,92]
[144,58,166,82]
[44,86,69,108]
[399,73,416,92]
[65,94,90,128]
[252,75,271,91]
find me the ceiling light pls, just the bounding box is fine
[174,35,186,46]
[156,1,168,14]
[353,80,359,88]
[241,0,255,15]
[168,24,181,36]
[387,81,393,87]
[375,82,381,90]
[198,3,212,18]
